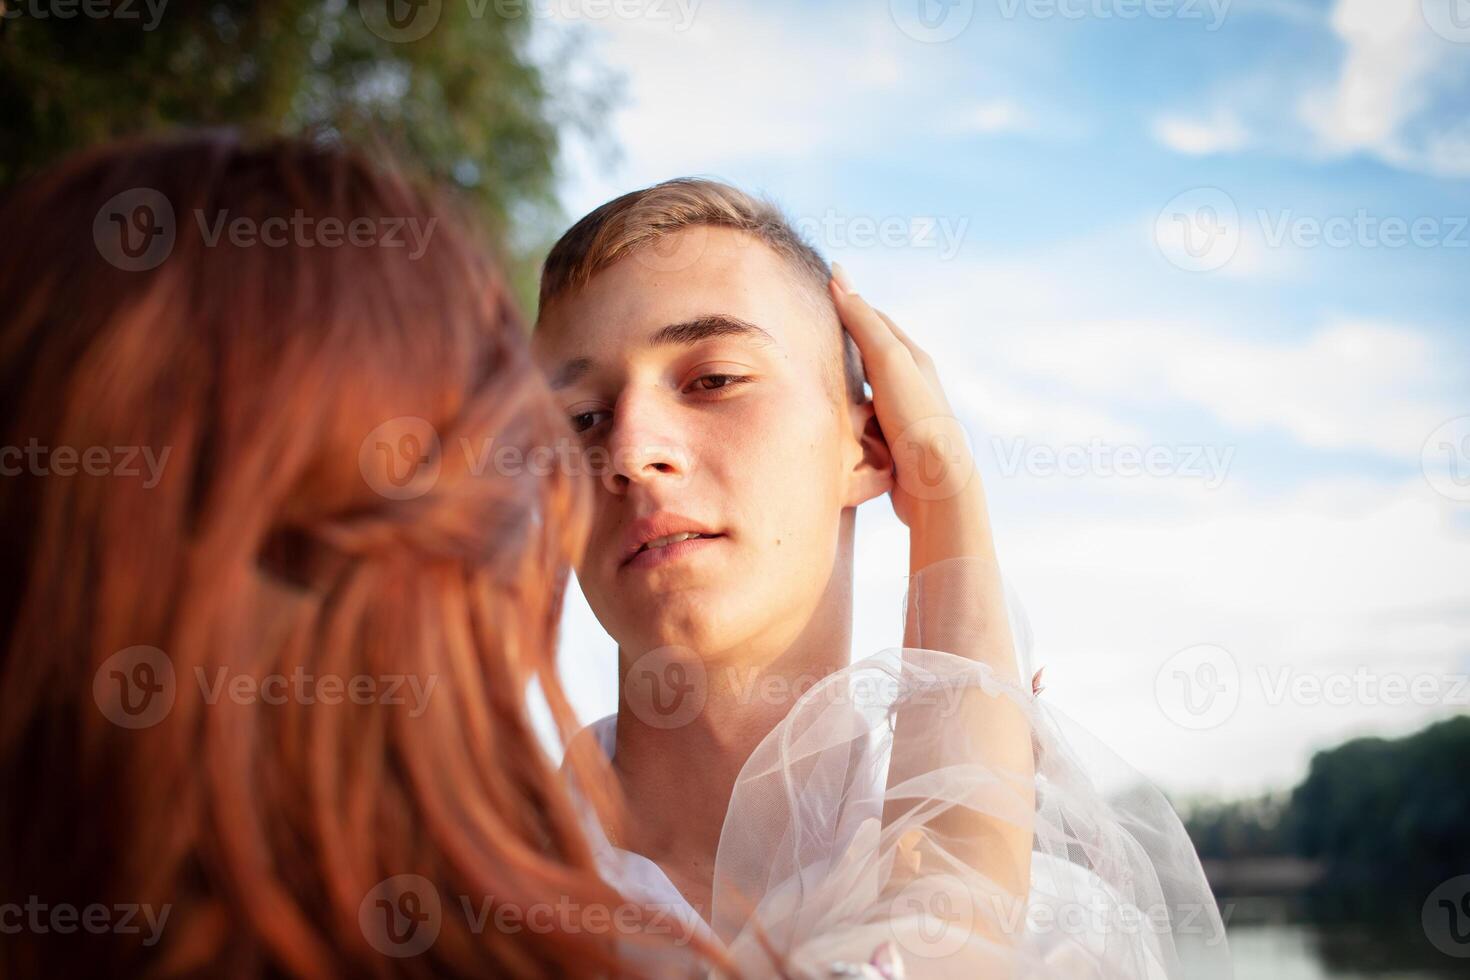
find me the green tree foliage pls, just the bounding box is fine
[1289,715,1470,873]
[1184,716,1470,876]
[1,0,618,309]
[1184,793,1293,861]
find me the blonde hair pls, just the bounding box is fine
[537,178,865,404]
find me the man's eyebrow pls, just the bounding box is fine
[647,314,778,350]
[548,315,777,391]
[549,357,594,391]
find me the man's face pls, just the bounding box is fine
[534,227,874,661]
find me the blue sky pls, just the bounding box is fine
[535,0,1470,797]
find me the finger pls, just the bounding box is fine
[830,264,927,365]
[874,308,942,390]
[876,310,934,379]
[829,266,906,363]
[875,308,928,363]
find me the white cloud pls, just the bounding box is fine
[1152,109,1251,155]
[1230,0,1326,25]
[1299,0,1470,177]
[868,234,1456,460]
[948,99,1031,136]
[1419,116,1470,179]
[1004,477,1470,795]
[982,315,1451,458]
[1163,320,1450,457]
[542,4,930,214]
[1166,1,1470,177]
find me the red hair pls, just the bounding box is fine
[0,131,686,977]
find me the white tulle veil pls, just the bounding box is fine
[568,557,1233,978]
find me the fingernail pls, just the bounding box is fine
[831,261,854,294]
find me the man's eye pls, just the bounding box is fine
[689,374,750,393]
[569,409,609,433]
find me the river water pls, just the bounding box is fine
[1221,893,1466,978]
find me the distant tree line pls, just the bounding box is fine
[1185,716,1470,878]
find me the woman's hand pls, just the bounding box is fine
[831,270,1034,903]
[828,264,984,551]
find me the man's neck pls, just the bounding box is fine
[606,553,855,917]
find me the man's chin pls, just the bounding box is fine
[601,595,731,655]
[599,557,729,601]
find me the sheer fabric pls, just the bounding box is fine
[569,558,1232,978]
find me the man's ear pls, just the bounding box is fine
[843,397,894,508]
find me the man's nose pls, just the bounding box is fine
[600,393,691,495]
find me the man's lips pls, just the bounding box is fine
[622,532,726,571]
[619,512,725,567]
